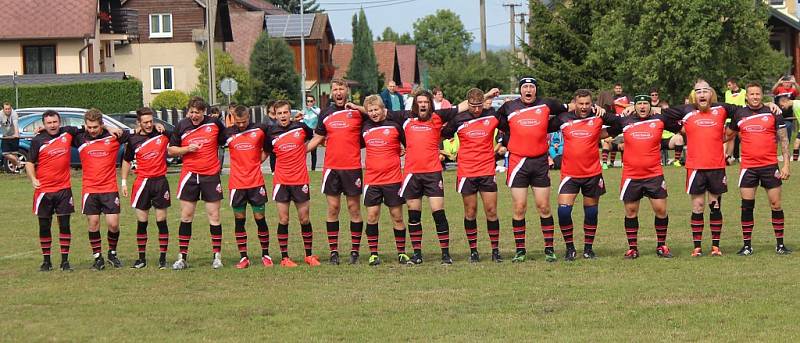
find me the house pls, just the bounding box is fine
[332,41,420,93]
[396,44,420,92]
[0,0,138,77]
[768,0,800,81]
[227,0,288,68]
[114,0,233,105]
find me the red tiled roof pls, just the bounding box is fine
[229,11,266,67]
[332,43,353,80]
[396,44,419,85]
[231,0,288,14]
[332,42,399,83]
[0,0,97,40]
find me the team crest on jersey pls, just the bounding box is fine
[722,176,727,185]
[205,126,213,132]
[535,109,542,114]
[588,119,594,126]
[302,185,309,193]
[762,116,769,122]
[250,132,257,137]
[104,139,111,145]
[259,187,266,196]
[114,197,120,206]
[156,137,162,145]
[483,119,490,126]
[164,191,170,200]
[294,131,301,137]
[355,178,362,188]
[438,180,443,189]
[61,137,67,143]
[712,109,718,115]
[649,122,656,128]
[216,183,222,193]
[661,180,667,190]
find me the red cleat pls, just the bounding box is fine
[235,257,250,269]
[261,255,274,267]
[280,257,298,267]
[304,255,321,266]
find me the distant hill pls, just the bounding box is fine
[469,42,509,52]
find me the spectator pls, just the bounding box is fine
[265,101,278,172]
[548,131,563,169]
[649,87,669,109]
[776,95,799,160]
[772,75,800,99]
[224,102,237,127]
[612,83,631,115]
[209,106,222,119]
[432,87,452,110]
[725,77,745,162]
[303,94,320,171]
[380,81,404,111]
[1,102,20,169]
[439,136,459,170]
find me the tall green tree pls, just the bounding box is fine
[377,27,414,44]
[413,9,473,67]
[268,0,321,13]
[195,48,255,105]
[249,32,301,105]
[429,51,511,103]
[347,9,380,97]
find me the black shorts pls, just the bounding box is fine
[273,184,311,203]
[400,172,445,199]
[131,176,171,210]
[558,174,606,198]
[2,138,19,153]
[230,185,268,208]
[506,154,550,188]
[177,172,223,202]
[457,175,498,195]
[738,165,782,189]
[364,183,405,207]
[620,175,668,202]
[660,138,671,150]
[82,192,121,215]
[322,168,363,196]
[33,188,74,218]
[686,169,728,195]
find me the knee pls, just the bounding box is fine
[485,207,498,220]
[408,209,421,225]
[557,204,573,219]
[770,199,782,211]
[537,204,551,216]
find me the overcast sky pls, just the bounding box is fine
[320,0,521,49]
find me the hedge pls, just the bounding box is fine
[0,79,143,113]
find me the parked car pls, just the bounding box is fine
[491,94,521,110]
[106,113,181,165]
[15,108,129,168]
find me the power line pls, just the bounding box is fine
[322,0,420,11]
[466,21,509,32]
[319,0,400,4]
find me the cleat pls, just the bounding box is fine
[672,160,682,167]
[491,249,503,263]
[623,249,639,259]
[737,245,753,256]
[131,259,147,269]
[349,251,360,265]
[280,257,298,267]
[261,255,274,267]
[235,257,250,269]
[212,253,223,269]
[397,253,410,264]
[172,258,188,270]
[776,245,792,255]
[710,246,723,257]
[39,261,53,272]
[656,245,673,258]
[582,249,596,259]
[304,255,321,266]
[691,247,703,257]
[469,251,480,263]
[602,162,609,170]
[92,256,106,270]
[368,254,382,266]
[329,251,340,265]
[158,257,167,269]
[60,261,73,272]
[564,248,577,261]
[107,251,123,268]
[408,252,423,265]
[544,248,557,262]
[441,253,453,265]
[511,251,526,263]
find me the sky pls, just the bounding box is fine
[320,0,521,50]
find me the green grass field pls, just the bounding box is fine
[1,165,798,341]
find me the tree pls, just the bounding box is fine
[429,51,511,103]
[268,0,321,13]
[377,27,414,45]
[347,9,381,97]
[412,9,473,67]
[195,48,255,105]
[249,32,301,105]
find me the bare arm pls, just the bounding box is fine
[120,160,131,197]
[307,134,325,152]
[778,127,791,180]
[723,128,737,143]
[26,163,39,189]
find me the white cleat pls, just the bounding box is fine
[172,258,188,270]
[212,253,224,269]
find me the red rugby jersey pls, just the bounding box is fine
[613,95,631,115]
[74,130,129,194]
[225,123,269,190]
[315,105,363,170]
[362,119,404,185]
[608,115,668,179]
[497,98,563,158]
[267,122,312,185]
[391,108,458,174]
[729,106,785,169]
[442,110,499,178]
[124,131,168,178]
[556,112,607,178]
[28,127,80,193]
[663,103,740,170]
[170,116,226,175]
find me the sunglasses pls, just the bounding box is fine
[650,93,658,96]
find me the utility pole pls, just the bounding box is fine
[516,12,527,63]
[479,0,487,62]
[206,0,217,104]
[300,0,307,107]
[503,3,521,53]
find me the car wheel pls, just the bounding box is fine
[8,150,27,174]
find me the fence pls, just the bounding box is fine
[149,105,272,125]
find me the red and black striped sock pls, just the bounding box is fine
[464,218,478,252]
[601,149,609,164]
[655,216,668,247]
[366,223,379,255]
[408,223,423,254]
[674,145,684,162]
[38,218,52,262]
[741,199,755,246]
[432,210,450,254]
[57,216,71,262]
[512,219,526,254]
[487,219,500,251]
[277,223,289,258]
[583,205,598,251]
[625,217,639,250]
[772,210,785,246]
[255,217,269,257]
[107,230,119,253]
[326,221,339,253]
[136,221,148,260]
[709,210,722,247]
[350,221,362,254]
[178,221,192,260]
[234,217,248,258]
[691,212,704,248]
[609,150,617,166]
[541,216,555,249]
[210,224,222,254]
[301,222,313,257]
[793,148,799,161]
[156,220,168,259]
[88,230,102,255]
[393,227,406,254]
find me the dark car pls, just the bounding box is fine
[106,113,181,166]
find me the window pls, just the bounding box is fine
[149,13,173,38]
[23,45,56,74]
[150,66,174,93]
[769,0,785,6]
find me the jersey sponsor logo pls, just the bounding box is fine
[743,125,766,133]
[409,125,432,132]
[87,149,110,158]
[141,151,160,160]
[302,184,309,193]
[695,119,717,127]
[570,130,591,138]
[631,131,653,139]
[516,118,540,127]
[467,130,489,138]
[383,128,390,135]
[188,137,211,146]
[47,147,68,157]
[278,143,299,152]
[366,138,388,147]
[328,120,348,129]
[355,178,362,188]
[233,143,256,151]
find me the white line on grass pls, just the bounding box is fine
[0,250,38,260]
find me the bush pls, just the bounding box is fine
[150,90,190,110]
[0,79,142,113]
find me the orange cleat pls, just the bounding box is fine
[691,247,703,257]
[304,255,321,266]
[280,257,298,267]
[261,255,274,267]
[623,249,639,259]
[235,257,250,269]
[710,246,722,257]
